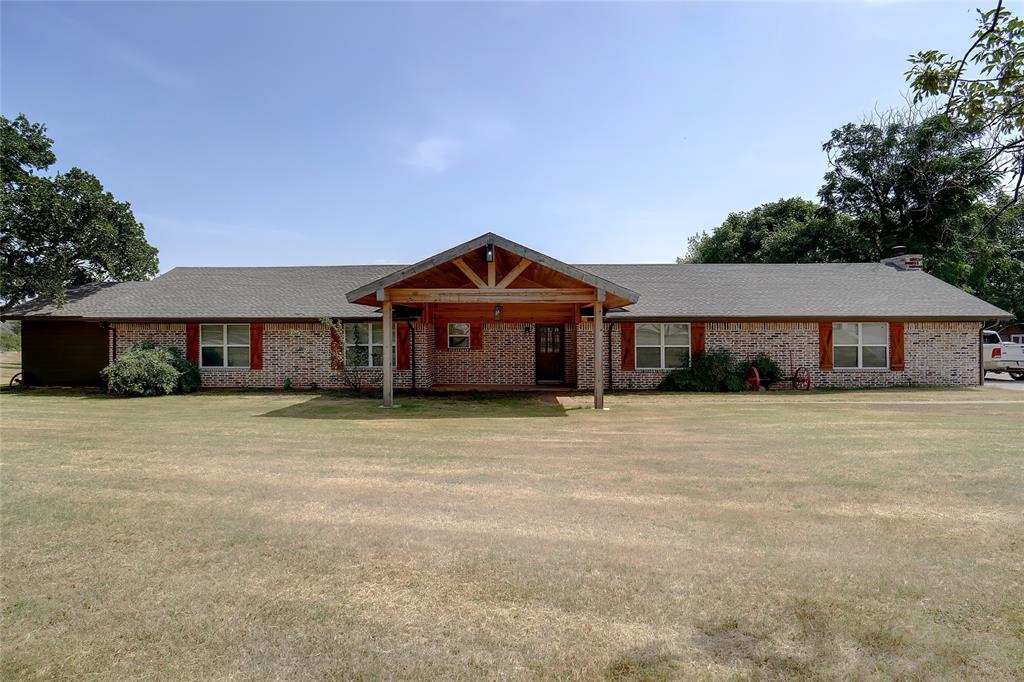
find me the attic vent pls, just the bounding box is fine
[881,247,924,271]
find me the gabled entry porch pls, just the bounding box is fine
[345,233,639,408]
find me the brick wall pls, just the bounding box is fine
[432,323,536,385]
[110,319,981,390]
[704,321,980,388]
[111,322,414,390]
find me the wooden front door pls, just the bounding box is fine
[535,324,565,383]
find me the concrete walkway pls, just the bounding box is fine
[985,372,1024,391]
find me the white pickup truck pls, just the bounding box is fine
[982,330,1024,381]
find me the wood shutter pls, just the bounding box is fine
[330,327,343,370]
[620,322,635,371]
[250,323,264,370]
[396,324,411,371]
[470,323,483,350]
[691,322,706,355]
[818,322,833,371]
[186,323,199,365]
[435,322,447,349]
[889,322,905,371]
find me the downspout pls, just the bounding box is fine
[607,322,613,392]
[408,320,416,392]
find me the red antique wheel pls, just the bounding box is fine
[745,365,761,392]
[794,366,812,390]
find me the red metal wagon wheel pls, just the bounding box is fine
[745,365,761,392]
[794,367,812,391]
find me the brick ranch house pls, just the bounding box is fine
[5,233,1012,406]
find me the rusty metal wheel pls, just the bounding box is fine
[745,365,761,392]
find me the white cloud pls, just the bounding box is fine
[403,136,462,173]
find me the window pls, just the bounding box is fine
[636,323,690,369]
[447,322,470,348]
[344,322,395,367]
[200,324,250,367]
[833,322,888,369]
[1012,334,1024,344]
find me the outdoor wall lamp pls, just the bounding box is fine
[485,244,495,262]
[494,304,503,321]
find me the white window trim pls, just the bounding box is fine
[832,322,889,371]
[635,322,691,370]
[1011,334,1024,344]
[343,322,396,368]
[447,322,471,349]
[200,323,250,368]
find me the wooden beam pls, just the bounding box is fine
[487,259,496,287]
[452,258,487,289]
[594,300,604,410]
[496,258,531,289]
[382,300,393,407]
[387,288,596,304]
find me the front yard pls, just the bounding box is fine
[1,388,1022,679]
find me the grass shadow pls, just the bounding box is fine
[258,392,568,420]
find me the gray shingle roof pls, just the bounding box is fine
[4,262,1011,321]
[577,263,1011,320]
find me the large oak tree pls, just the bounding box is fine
[1,114,159,310]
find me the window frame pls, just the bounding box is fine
[343,322,396,368]
[1011,334,1024,345]
[199,323,251,368]
[832,322,889,370]
[635,322,691,370]
[447,322,471,349]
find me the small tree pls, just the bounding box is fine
[319,317,365,392]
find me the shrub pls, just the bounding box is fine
[102,342,200,397]
[658,349,746,392]
[166,346,201,394]
[743,353,782,383]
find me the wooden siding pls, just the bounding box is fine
[21,320,109,386]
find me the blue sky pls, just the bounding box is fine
[2,1,978,270]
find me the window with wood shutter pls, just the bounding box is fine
[249,323,264,370]
[620,322,635,371]
[396,324,411,371]
[889,322,905,371]
[447,323,470,348]
[635,323,690,369]
[832,322,888,369]
[200,324,250,368]
[818,322,833,371]
[343,322,395,367]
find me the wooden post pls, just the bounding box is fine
[593,299,604,409]
[382,299,394,407]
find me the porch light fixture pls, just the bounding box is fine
[485,244,495,262]
[494,304,503,321]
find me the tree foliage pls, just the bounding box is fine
[819,113,1000,258]
[685,112,1023,320]
[1,114,159,310]
[907,1,1024,217]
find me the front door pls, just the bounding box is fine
[535,324,565,383]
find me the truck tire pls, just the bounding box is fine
[1011,371,1024,381]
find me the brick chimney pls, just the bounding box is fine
[881,246,924,271]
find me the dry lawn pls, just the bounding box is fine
[1,387,1022,680]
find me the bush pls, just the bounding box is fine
[742,353,781,383]
[102,342,200,396]
[658,349,746,392]
[166,346,201,394]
